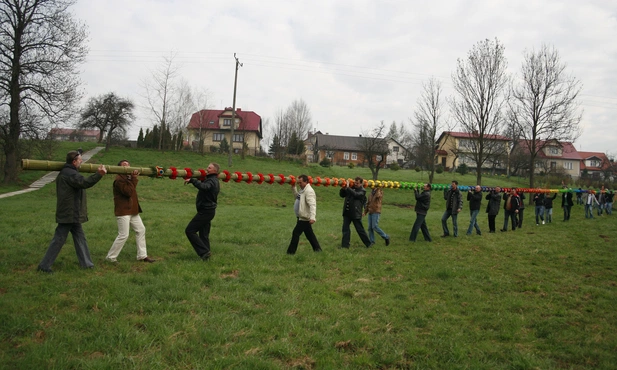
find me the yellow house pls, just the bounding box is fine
[186,108,263,155]
[435,131,511,171]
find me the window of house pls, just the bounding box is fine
[223,118,231,126]
[392,146,399,152]
[550,161,557,169]
[209,121,215,125]
[351,153,358,160]
[233,134,244,142]
[590,160,600,167]
[213,133,224,142]
[344,152,350,160]
[326,151,333,159]
[376,155,382,161]
[564,162,573,170]
[550,147,559,155]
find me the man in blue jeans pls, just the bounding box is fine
[466,185,482,236]
[441,180,463,237]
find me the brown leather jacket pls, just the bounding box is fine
[113,174,142,216]
[366,188,383,214]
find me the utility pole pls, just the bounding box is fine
[229,53,243,167]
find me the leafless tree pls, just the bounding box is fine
[0,0,88,183]
[286,99,312,141]
[508,44,582,188]
[142,54,178,151]
[450,38,510,184]
[359,121,390,180]
[412,77,449,183]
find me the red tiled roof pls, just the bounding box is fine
[187,108,261,132]
[517,140,582,160]
[49,128,100,137]
[578,151,611,171]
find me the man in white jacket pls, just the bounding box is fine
[286,174,322,254]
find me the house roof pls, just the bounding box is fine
[518,140,582,160]
[187,108,262,133]
[49,128,100,137]
[437,131,511,143]
[578,151,611,171]
[314,133,387,152]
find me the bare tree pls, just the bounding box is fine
[450,38,510,184]
[412,77,448,183]
[142,54,178,151]
[0,0,88,183]
[508,44,582,188]
[359,121,390,180]
[286,99,312,141]
[79,92,135,152]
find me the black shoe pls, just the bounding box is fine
[441,234,450,238]
[201,252,211,261]
[140,257,156,263]
[385,237,391,246]
[367,243,374,248]
[500,229,507,232]
[489,230,495,233]
[37,266,53,274]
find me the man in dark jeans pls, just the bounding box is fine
[340,177,371,248]
[185,163,220,260]
[441,180,463,237]
[561,187,574,221]
[409,183,432,242]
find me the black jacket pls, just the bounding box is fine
[443,188,463,212]
[55,163,103,224]
[503,193,521,212]
[543,193,557,209]
[340,186,366,219]
[561,192,573,207]
[533,193,545,207]
[467,190,482,211]
[189,173,220,212]
[485,191,502,216]
[414,189,431,215]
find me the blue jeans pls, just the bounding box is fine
[466,209,481,235]
[535,206,545,224]
[367,213,388,244]
[585,204,594,218]
[441,209,458,236]
[39,223,94,270]
[607,202,613,215]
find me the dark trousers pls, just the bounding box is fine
[39,223,94,269]
[185,211,215,258]
[488,214,497,232]
[409,213,432,241]
[563,205,572,220]
[503,210,517,230]
[517,208,525,228]
[287,219,321,254]
[342,216,371,248]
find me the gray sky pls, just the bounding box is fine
[73,0,617,154]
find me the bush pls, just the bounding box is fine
[347,162,355,169]
[435,164,444,174]
[319,158,331,167]
[456,163,469,176]
[415,166,421,172]
[389,163,400,171]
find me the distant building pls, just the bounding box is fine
[48,128,101,142]
[518,139,582,178]
[186,108,263,156]
[435,131,511,172]
[309,133,406,166]
[578,151,613,179]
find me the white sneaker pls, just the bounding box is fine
[542,220,545,225]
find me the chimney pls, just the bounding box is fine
[236,108,241,112]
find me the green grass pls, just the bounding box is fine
[1,146,616,369]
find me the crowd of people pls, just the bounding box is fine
[36,151,615,271]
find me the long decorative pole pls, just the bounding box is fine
[21,159,598,194]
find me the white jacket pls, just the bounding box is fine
[294,184,317,221]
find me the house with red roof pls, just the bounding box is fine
[578,151,613,178]
[435,131,511,172]
[516,139,582,178]
[186,108,263,155]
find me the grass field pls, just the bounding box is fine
[1,145,616,369]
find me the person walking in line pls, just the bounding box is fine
[533,193,546,225]
[466,185,482,236]
[441,180,463,237]
[517,192,526,228]
[364,187,390,247]
[606,190,614,215]
[585,190,599,219]
[185,163,220,260]
[37,151,107,273]
[340,177,372,248]
[597,186,607,216]
[106,160,155,263]
[561,187,574,221]
[543,193,557,223]
[409,183,432,242]
[485,187,502,233]
[286,174,322,254]
[501,189,520,231]
[576,188,583,205]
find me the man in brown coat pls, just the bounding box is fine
[105,160,154,263]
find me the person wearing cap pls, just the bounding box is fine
[339,176,371,248]
[105,160,155,263]
[37,151,107,273]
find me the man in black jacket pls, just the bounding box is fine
[561,187,574,221]
[339,177,371,248]
[441,180,463,237]
[409,183,432,242]
[37,151,107,273]
[501,189,520,231]
[185,162,220,260]
[466,185,483,236]
[485,187,502,233]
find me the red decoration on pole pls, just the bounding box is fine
[277,174,286,185]
[289,175,296,186]
[325,178,331,187]
[234,171,243,183]
[183,168,193,180]
[314,177,321,186]
[307,176,313,184]
[257,173,265,184]
[222,170,231,182]
[198,169,206,181]
[267,174,275,184]
[155,166,164,178]
[169,167,178,180]
[246,172,253,184]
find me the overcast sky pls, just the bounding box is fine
[72,0,617,154]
